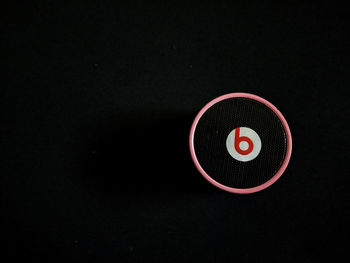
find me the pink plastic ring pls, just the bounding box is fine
[189,93,292,194]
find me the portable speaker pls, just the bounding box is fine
[189,93,292,194]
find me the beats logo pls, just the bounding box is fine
[226,127,262,162]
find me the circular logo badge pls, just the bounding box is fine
[226,127,262,162]
[189,93,292,194]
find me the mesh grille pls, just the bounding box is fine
[194,97,287,189]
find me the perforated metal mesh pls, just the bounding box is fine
[194,97,287,189]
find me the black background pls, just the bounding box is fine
[2,1,349,262]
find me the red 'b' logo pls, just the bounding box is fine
[234,128,254,155]
[226,127,262,162]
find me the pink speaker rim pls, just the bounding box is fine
[189,93,292,194]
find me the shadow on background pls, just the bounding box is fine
[81,111,214,196]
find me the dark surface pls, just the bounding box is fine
[2,1,349,262]
[194,97,287,189]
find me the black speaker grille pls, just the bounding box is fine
[193,97,287,189]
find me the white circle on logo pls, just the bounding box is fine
[226,127,262,162]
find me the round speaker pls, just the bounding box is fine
[189,93,292,194]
